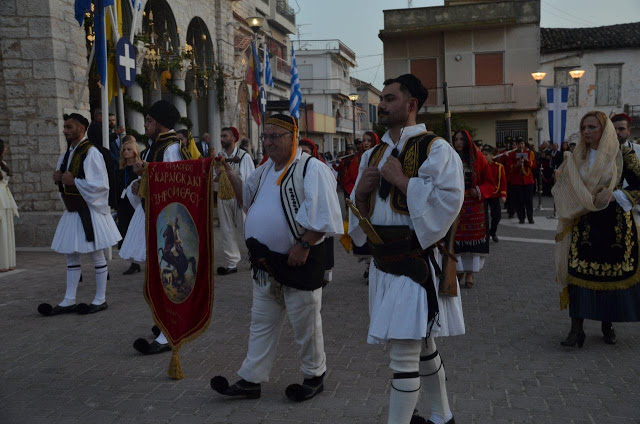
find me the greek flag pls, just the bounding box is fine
[130,0,141,11]
[547,87,569,143]
[289,45,302,119]
[264,49,274,88]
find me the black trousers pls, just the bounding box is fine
[512,184,534,222]
[486,198,502,236]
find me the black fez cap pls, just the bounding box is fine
[383,74,429,111]
[63,113,89,129]
[148,100,180,129]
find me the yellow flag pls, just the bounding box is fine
[106,0,123,104]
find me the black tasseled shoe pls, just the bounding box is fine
[37,303,77,316]
[133,338,171,355]
[76,302,108,315]
[426,418,455,424]
[210,376,261,399]
[151,325,161,337]
[285,372,325,402]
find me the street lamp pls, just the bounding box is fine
[246,17,264,33]
[349,93,359,146]
[568,69,585,105]
[530,71,547,212]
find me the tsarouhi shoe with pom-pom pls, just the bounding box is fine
[37,303,77,316]
[285,372,324,402]
[210,376,261,399]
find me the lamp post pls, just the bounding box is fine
[348,93,359,146]
[246,17,264,157]
[530,72,547,211]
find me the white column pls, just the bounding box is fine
[172,59,191,131]
[125,41,147,134]
[209,84,221,153]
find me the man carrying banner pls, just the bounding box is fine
[349,74,464,424]
[38,113,122,316]
[118,100,187,355]
[215,126,255,276]
[210,114,343,402]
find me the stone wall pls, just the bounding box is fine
[0,0,90,246]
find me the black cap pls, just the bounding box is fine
[63,113,89,129]
[515,136,524,142]
[148,100,180,129]
[383,74,429,110]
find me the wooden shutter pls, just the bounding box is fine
[475,52,503,86]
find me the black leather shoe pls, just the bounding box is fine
[285,373,324,402]
[123,263,141,275]
[211,376,261,399]
[151,325,161,337]
[133,338,171,355]
[37,303,77,316]
[519,219,525,224]
[560,331,586,348]
[427,418,455,424]
[528,219,535,224]
[76,302,108,315]
[491,234,499,243]
[217,267,238,276]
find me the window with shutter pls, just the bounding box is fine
[410,58,438,106]
[596,64,622,106]
[475,52,504,86]
[553,67,578,107]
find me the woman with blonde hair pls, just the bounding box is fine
[0,139,18,272]
[117,136,141,275]
[553,111,640,347]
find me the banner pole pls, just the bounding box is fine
[75,42,96,109]
[108,5,127,130]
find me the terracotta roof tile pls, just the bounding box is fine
[541,22,640,54]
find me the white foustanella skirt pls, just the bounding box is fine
[51,209,121,254]
[367,252,465,344]
[119,203,146,263]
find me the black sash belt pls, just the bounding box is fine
[61,193,95,243]
[369,225,439,336]
[246,237,326,291]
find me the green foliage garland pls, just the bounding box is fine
[135,74,151,91]
[165,80,192,104]
[125,127,146,145]
[215,69,225,114]
[123,94,148,116]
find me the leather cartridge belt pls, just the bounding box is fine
[61,193,89,213]
[369,225,437,286]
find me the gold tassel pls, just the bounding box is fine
[559,286,569,310]
[138,166,150,200]
[168,347,184,380]
[339,220,352,253]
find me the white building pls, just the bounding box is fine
[293,39,358,154]
[0,0,295,246]
[536,22,640,144]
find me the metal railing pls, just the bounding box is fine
[424,84,514,107]
[273,55,291,82]
[276,0,295,24]
[292,39,356,62]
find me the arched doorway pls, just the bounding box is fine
[186,17,215,139]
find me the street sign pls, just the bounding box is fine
[116,38,136,88]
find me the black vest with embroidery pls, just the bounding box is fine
[59,140,93,196]
[368,132,439,215]
[143,132,182,163]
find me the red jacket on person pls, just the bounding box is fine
[506,149,536,186]
[481,162,507,200]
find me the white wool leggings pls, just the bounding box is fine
[388,339,422,424]
[62,251,108,306]
[419,336,453,424]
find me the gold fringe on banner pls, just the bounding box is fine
[168,347,184,380]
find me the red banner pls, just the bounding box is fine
[143,159,215,379]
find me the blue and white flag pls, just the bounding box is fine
[264,49,274,88]
[547,87,569,144]
[74,0,92,25]
[289,45,302,119]
[130,0,141,11]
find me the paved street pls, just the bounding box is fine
[1,197,639,424]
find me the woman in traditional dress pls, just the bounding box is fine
[0,139,18,272]
[452,130,494,288]
[117,136,141,275]
[554,111,640,347]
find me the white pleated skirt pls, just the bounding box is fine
[0,209,16,269]
[119,203,146,263]
[51,209,121,254]
[455,253,486,273]
[367,252,465,344]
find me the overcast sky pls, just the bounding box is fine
[292,0,640,89]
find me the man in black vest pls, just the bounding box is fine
[38,113,122,317]
[350,74,464,424]
[210,114,343,402]
[120,100,186,355]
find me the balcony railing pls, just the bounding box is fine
[273,55,291,82]
[292,39,356,63]
[423,84,514,108]
[276,0,295,24]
